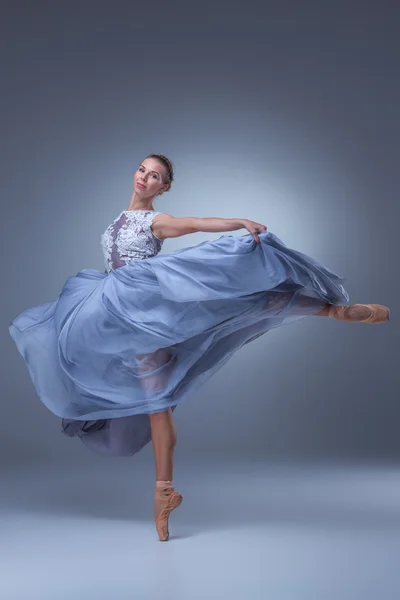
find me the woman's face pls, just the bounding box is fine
[134,158,167,197]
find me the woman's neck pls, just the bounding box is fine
[126,192,154,212]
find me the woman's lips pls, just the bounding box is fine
[137,182,146,189]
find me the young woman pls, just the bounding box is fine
[9,154,390,541]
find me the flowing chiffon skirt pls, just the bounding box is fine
[9,230,349,456]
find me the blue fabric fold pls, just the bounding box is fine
[9,230,349,457]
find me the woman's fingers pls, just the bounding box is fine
[242,219,267,244]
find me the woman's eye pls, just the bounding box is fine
[139,168,157,178]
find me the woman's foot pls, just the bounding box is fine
[328,303,390,324]
[154,480,182,541]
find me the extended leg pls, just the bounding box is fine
[315,303,390,323]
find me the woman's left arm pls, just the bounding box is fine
[152,214,267,244]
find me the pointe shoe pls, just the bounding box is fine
[154,481,182,542]
[328,303,390,324]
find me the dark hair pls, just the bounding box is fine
[145,154,175,192]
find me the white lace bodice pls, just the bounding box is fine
[101,210,163,273]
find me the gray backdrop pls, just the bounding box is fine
[1,1,398,467]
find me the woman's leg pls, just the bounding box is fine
[135,348,177,480]
[315,303,389,323]
[148,407,177,482]
[149,408,182,541]
[316,303,370,319]
[135,350,182,540]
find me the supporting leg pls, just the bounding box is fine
[135,347,175,392]
[148,407,177,482]
[149,408,182,541]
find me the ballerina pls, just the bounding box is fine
[9,154,390,541]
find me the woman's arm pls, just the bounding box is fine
[152,214,267,243]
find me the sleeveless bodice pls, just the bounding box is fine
[101,210,163,273]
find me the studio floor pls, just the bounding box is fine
[1,460,399,600]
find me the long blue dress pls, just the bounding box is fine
[9,209,349,457]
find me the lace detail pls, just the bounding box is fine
[101,210,163,273]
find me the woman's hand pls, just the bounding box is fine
[241,219,268,244]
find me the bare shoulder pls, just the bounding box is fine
[151,213,198,241]
[153,212,174,221]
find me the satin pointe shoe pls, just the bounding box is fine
[328,303,390,324]
[154,480,182,542]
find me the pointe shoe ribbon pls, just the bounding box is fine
[328,303,390,324]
